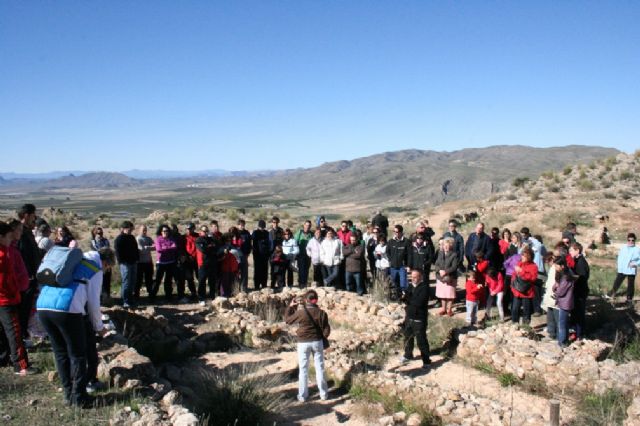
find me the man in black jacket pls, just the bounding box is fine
[371,210,389,237]
[114,221,139,308]
[400,269,431,368]
[388,225,410,296]
[252,220,270,290]
[464,222,492,269]
[17,204,41,339]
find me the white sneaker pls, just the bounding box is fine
[199,301,206,307]
[297,396,306,402]
[399,356,410,364]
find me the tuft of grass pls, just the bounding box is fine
[512,177,530,188]
[498,372,519,387]
[563,165,572,175]
[573,390,631,426]
[473,362,497,375]
[578,179,596,191]
[187,364,290,426]
[608,333,640,363]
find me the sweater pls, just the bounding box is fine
[18,226,41,278]
[434,250,459,282]
[343,244,365,273]
[374,244,390,269]
[136,235,154,264]
[114,233,140,264]
[572,254,590,299]
[306,238,323,265]
[616,244,640,275]
[553,275,574,311]
[486,272,504,295]
[155,236,177,264]
[465,279,485,303]
[511,260,538,299]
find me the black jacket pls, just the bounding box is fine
[371,214,389,235]
[465,232,493,266]
[404,281,429,322]
[196,235,219,268]
[387,237,410,268]
[114,233,139,264]
[408,243,434,271]
[572,255,590,299]
[252,229,270,258]
[18,227,41,278]
[434,250,459,281]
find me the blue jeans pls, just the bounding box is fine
[345,271,363,295]
[511,296,531,324]
[119,263,137,306]
[322,265,339,287]
[389,267,407,291]
[465,300,478,324]
[297,340,328,401]
[558,308,570,346]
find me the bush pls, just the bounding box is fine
[574,390,631,426]
[530,189,542,201]
[512,177,530,188]
[579,169,587,179]
[541,170,555,179]
[542,209,592,231]
[498,373,519,387]
[619,171,633,181]
[563,165,572,175]
[188,364,289,425]
[578,179,596,191]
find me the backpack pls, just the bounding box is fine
[37,246,85,287]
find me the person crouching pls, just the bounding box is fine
[284,290,330,402]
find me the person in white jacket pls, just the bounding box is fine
[320,230,342,287]
[306,229,323,286]
[282,229,300,288]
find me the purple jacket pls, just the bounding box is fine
[503,253,521,276]
[553,276,574,311]
[155,236,177,264]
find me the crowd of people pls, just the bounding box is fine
[1,203,638,406]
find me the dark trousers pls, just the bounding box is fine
[611,273,636,301]
[253,256,269,290]
[572,297,587,339]
[38,311,88,405]
[0,305,29,371]
[18,278,38,339]
[368,256,377,282]
[286,265,295,288]
[271,270,285,289]
[403,319,430,364]
[297,253,310,287]
[135,262,154,298]
[503,275,512,315]
[533,277,544,314]
[176,260,197,298]
[312,264,324,285]
[153,262,176,298]
[84,316,98,382]
[239,259,249,291]
[198,265,217,300]
[101,269,112,297]
[511,296,532,324]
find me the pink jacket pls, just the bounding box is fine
[9,243,29,292]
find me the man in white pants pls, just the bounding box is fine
[285,289,331,402]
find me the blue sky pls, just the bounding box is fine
[1,1,638,173]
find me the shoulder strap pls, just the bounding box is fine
[302,305,324,339]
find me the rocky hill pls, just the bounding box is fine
[41,172,141,189]
[203,145,619,209]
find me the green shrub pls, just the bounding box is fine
[579,169,587,179]
[619,171,633,181]
[530,189,542,201]
[498,373,519,387]
[541,170,555,179]
[578,179,596,191]
[563,165,572,175]
[574,390,631,426]
[512,177,530,188]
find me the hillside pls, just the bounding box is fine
[41,172,141,189]
[196,145,619,210]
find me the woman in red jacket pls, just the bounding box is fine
[511,246,538,325]
[0,221,32,375]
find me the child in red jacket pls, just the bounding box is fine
[0,221,31,375]
[484,267,505,321]
[465,272,485,326]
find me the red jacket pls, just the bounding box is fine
[220,252,239,274]
[476,259,489,284]
[486,272,504,295]
[498,240,510,255]
[511,260,538,299]
[185,233,198,259]
[465,279,485,303]
[9,243,29,293]
[336,230,352,246]
[0,246,21,306]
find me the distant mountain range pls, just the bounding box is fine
[0,169,255,180]
[0,145,621,209]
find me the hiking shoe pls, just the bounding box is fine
[603,294,612,300]
[16,367,39,376]
[399,356,411,364]
[86,380,106,394]
[198,300,206,307]
[297,396,306,402]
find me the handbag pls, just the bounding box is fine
[512,275,531,293]
[302,305,330,349]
